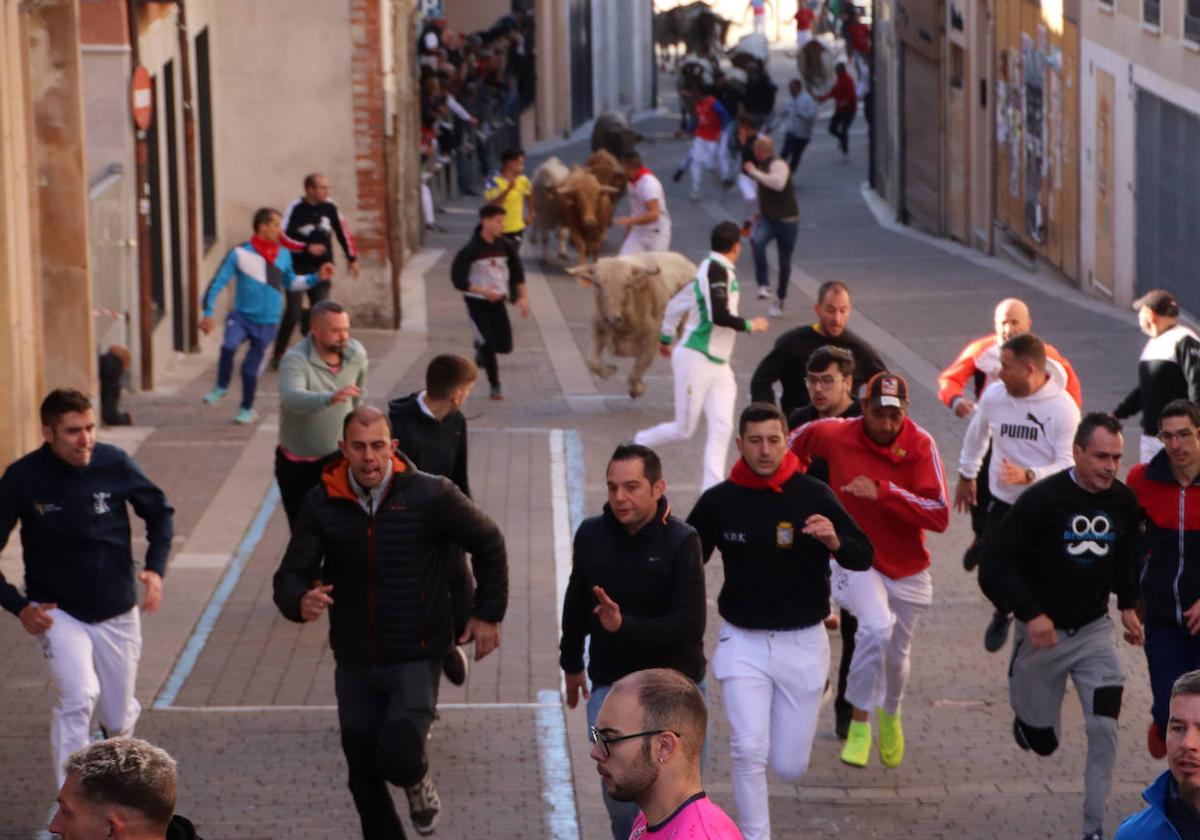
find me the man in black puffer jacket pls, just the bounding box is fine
[274,406,507,839]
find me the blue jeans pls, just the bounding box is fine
[1144,622,1200,734]
[751,216,800,300]
[217,311,277,410]
[587,679,710,840]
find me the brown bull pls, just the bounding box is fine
[552,166,619,266]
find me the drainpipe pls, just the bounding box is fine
[126,0,154,389]
[174,0,200,352]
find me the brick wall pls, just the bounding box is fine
[349,0,387,264]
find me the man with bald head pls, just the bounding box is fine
[939,298,1082,570]
[744,135,801,318]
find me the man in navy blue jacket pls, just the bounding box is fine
[0,389,174,788]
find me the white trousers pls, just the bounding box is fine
[618,226,671,256]
[712,621,828,840]
[796,29,813,48]
[420,181,435,226]
[753,13,766,34]
[1141,433,1164,464]
[689,137,721,192]
[38,606,142,788]
[831,564,932,716]
[634,346,736,491]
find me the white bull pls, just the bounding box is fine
[568,251,696,399]
[530,156,570,260]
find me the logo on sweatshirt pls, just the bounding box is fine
[1064,513,1115,560]
[1000,422,1040,441]
[34,502,63,516]
[776,521,795,548]
[92,492,112,515]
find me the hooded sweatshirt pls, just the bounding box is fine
[450,225,525,302]
[938,333,1083,410]
[958,358,1080,505]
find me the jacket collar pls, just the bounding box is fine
[1145,448,1200,486]
[601,496,671,536]
[321,450,410,503]
[854,416,915,464]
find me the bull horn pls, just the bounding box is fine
[599,185,621,194]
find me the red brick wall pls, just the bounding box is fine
[349,0,387,264]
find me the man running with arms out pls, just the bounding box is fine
[981,412,1144,840]
[614,152,671,256]
[1126,400,1200,760]
[790,372,949,768]
[561,444,706,840]
[750,280,885,419]
[634,221,769,491]
[590,668,742,840]
[688,403,873,840]
[939,297,1082,571]
[0,389,174,789]
[273,407,508,838]
[955,333,1080,652]
[450,204,530,401]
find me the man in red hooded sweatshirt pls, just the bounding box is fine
[820,62,858,156]
[789,372,950,770]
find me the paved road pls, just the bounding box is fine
[0,54,1165,840]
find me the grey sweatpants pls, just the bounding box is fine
[1009,615,1124,836]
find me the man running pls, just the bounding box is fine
[1127,400,1200,760]
[201,207,334,424]
[688,402,873,840]
[450,204,530,400]
[744,135,799,317]
[750,280,885,417]
[821,62,857,156]
[276,301,368,529]
[634,221,769,491]
[981,412,1143,840]
[790,372,949,768]
[1114,289,1200,462]
[0,389,174,789]
[684,85,732,202]
[561,445,706,839]
[939,297,1082,570]
[483,148,533,249]
[272,172,359,368]
[775,78,818,176]
[590,669,741,840]
[956,333,1081,652]
[614,152,671,256]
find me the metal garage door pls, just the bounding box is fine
[1135,90,1200,314]
[903,45,943,235]
[569,0,593,128]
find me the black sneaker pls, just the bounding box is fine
[672,168,685,183]
[268,355,282,372]
[962,538,982,571]
[489,385,503,401]
[404,774,441,836]
[835,699,852,740]
[443,645,469,687]
[984,611,1012,652]
[1081,832,1103,840]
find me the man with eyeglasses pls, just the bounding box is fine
[688,402,872,840]
[749,280,886,419]
[589,668,742,838]
[560,444,706,840]
[789,372,950,769]
[1128,400,1200,760]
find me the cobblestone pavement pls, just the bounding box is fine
[0,55,1167,839]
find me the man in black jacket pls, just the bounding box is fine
[388,354,478,687]
[273,406,507,839]
[450,204,529,400]
[560,444,706,840]
[687,402,872,840]
[749,280,886,417]
[272,172,360,367]
[0,389,174,790]
[980,412,1144,840]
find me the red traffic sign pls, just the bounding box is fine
[130,65,153,131]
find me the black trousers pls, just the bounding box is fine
[828,109,856,153]
[780,133,810,173]
[969,445,994,539]
[978,498,1013,613]
[336,659,441,840]
[273,279,332,360]
[465,297,513,389]
[274,447,338,529]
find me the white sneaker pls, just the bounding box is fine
[689,188,700,202]
[768,299,784,317]
[405,774,441,835]
[756,286,772,300]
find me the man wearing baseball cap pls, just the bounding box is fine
[788,371,950,768]
[1115,289,1200,462]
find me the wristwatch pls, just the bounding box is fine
[1024,468,1035,484]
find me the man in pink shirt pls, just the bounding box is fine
[591,668,743,839]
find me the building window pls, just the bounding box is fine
[1144,0,1160,26]
[196,28,217,248]
[1098,0,1114,11]
[1187,0,1200,43]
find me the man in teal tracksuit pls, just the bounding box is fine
[201,207,334,424]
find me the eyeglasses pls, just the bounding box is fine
[804,374,844,389]
[589,726,680,759]
[1158,429,1197,443]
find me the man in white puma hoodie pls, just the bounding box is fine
[954,333,1081,652]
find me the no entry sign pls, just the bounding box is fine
[131,65,153,131]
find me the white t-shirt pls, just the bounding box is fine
[629,171,670,237]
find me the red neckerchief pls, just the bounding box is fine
[250,235,280,265]
[629,165,652,185]
[729,451,801,493]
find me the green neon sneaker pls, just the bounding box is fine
[234,407,257,425]
[878,707,905,768]
[840,720,871,767]
[202,386,227,405]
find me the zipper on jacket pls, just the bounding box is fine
[367,498,378,666]
[1176,488,1187,626]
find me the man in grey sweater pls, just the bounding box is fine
[275,300,369,527]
